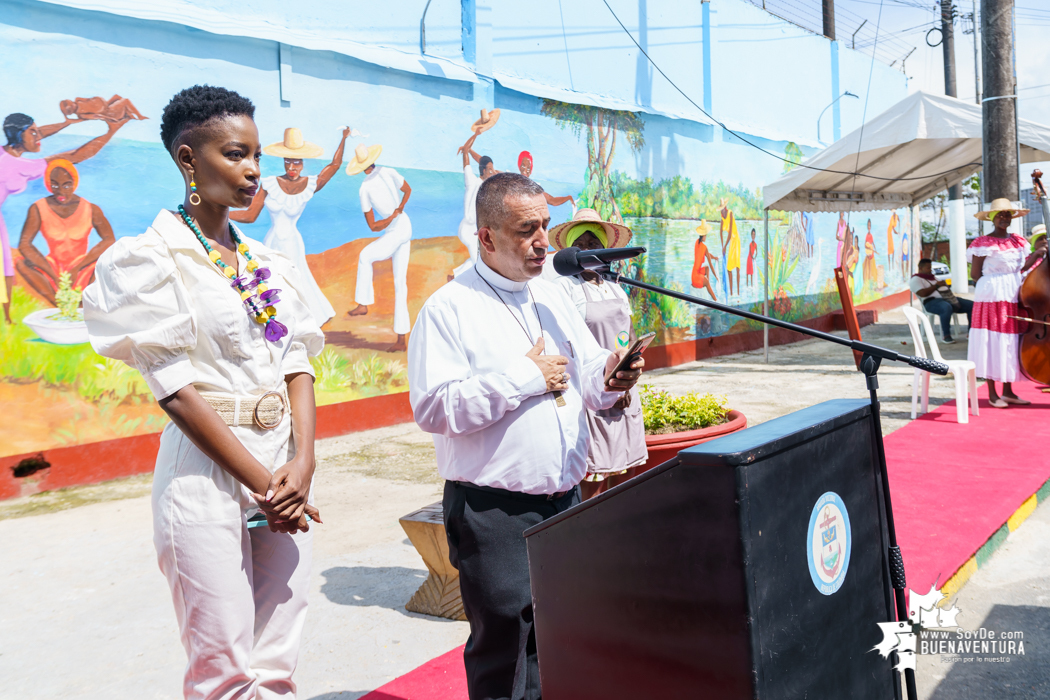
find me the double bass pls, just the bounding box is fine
[1018,170,1050,383]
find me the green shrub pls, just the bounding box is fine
[639,385,729,435]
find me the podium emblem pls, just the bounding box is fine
[806,491,852,595]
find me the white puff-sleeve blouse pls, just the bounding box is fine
[83,210,325,400]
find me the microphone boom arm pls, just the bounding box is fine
[598,268,948,376]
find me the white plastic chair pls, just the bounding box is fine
[922,306,962,338]
[902,306,979,423]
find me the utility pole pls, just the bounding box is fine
[981,0,1018,202]
[823,0,835,40]
[942,1,968,293]
[972,0,983,235]
[972,0,981,103]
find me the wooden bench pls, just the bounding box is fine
[399,502,466,620]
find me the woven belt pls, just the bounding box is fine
[199,387,288,430]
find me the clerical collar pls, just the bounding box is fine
[476,257,529,293]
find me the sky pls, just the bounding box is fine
[832,0,1050,195]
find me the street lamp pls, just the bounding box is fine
[817,91,859,145]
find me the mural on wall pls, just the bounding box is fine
[0,91,911,459]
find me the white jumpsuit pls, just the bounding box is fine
[82,210,325,700]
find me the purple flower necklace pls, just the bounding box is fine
[177,204,288,342]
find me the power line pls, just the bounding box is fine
[597,0,979,183]
[845,0,886,226]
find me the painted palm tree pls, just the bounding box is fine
[541,100,644,223]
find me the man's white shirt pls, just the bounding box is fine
[908,275,942,299]
[408,257,618,494]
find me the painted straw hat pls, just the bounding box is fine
[345,143,383,176]
[550,208,633,251]
[1031,224,1047,238]
[263,128,324,159]
[975,197,1030,221]
[472,108,501,134]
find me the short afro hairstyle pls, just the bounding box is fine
[160,85,255,157]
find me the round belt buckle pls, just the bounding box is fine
[253,391,286,430]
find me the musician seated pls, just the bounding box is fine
[909,258,973,344]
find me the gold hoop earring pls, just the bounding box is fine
[188,172,201,206]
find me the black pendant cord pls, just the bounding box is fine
[476,268,545,346]
[476,268,566,406]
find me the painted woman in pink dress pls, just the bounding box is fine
[967,198,1044,408]
[1,109,128,321]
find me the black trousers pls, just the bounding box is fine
[443,480,580,700]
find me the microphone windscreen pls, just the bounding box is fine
[552,247,584,276]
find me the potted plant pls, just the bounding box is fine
[23,272,90,345]
[637,385,747,473]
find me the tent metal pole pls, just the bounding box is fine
[763,209,770,363]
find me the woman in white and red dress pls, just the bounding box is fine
[967,198,1043,407]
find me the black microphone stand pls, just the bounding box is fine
[598,265,944,700]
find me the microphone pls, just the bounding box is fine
[552,246,647,276]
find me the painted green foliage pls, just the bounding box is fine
[783,142,804,172]
[540,100,645,222]
[612,174,766,221]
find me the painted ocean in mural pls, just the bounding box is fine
[0,89,911,459]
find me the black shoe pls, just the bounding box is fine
[942,336,956,344]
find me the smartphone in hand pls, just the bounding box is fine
[604,332,656,385]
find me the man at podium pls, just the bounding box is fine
[407,173,643,700]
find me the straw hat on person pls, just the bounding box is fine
[1031,224,1046,237]
[345,143,383,176]
[550,208,632,250]
[472,108,500,134]
[975,197,1030,221]
[263,128,324,159]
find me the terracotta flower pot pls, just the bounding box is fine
[637,409,748,475]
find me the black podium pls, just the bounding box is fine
[524,399,900,700]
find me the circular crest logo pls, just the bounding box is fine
[616,331,630,347]
[806,491,851,595]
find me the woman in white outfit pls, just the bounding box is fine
[83,86,324,700]
[231,127,348,326]
[968,198,1043,408]
[449,125,496,280]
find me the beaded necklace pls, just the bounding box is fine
[177,204,288,342]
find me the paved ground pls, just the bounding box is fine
[2,303,1043,698]
[915,496,1050,699]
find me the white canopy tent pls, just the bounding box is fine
[757,91,1050,361]
[763,91,1050,214]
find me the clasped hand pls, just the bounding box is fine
[524,337,644,395]
[250,456,322,534]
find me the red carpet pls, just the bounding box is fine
[364,382,1050,698]
[360,646,466,700]
[884,379,1050,596]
